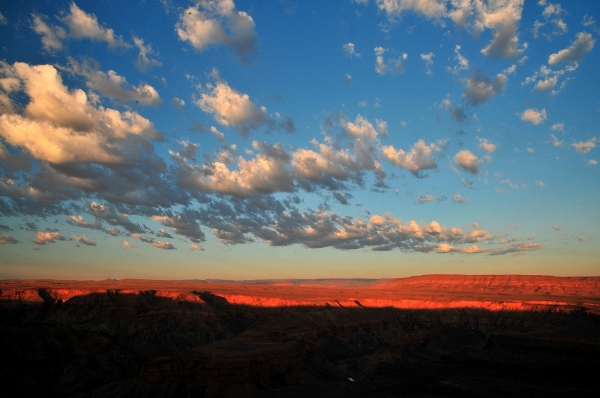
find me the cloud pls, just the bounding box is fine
[376,0,447,20]
[440,99,467,123]
[414,195,446,204]
[551,122,564,132]
[33,231,66,245]
[463,71,507,105]
[452,193,468,204]
[520,108,547,124]
[152,212,206,242]
[176,0,258,65]
[477,0,525,59]
[548,32,595,65]
[454,150,482,174]
[88,202,145,234]
[420,52,434,74]
[374,47,406,76]
[382,139,445,177]
[67,215,103,230]
[196,69,268,136]
[343,42,360,57]
[0,62,161,165]
[461,179,474,189]
[536,180,545,187]
[572,137,597,154]
[588,159,598,166]
[69,60,162,106]
[150,241,176,250]
[550,134,564,147]
[436,243,486,254]
[489,242,541,255]
[122,241,134,248]
[72,234,96,246]
[190,244,204,250]
[133,37,162,72]
[31,15,66,52]
[553,225,561,231]
[0,233,19,244]
[63,3,127,48]
[479,139,497,153]
[0,12,7,26]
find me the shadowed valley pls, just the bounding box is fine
[1,275,600,397]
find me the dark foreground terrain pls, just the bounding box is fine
[1,278,600,397]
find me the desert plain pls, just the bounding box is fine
[1,274,600,397]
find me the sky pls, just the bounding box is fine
[0,0,599,280]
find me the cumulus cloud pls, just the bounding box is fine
[572,137,597,153]
[150,241,176,250]
[587,159,598,166]
[69,60,162,106]
[452,193,468,204]
[479,138,497,153]
[152,212,205,242]
[548,32,595,65]
[440,99,468,123]
[72,234,96,246]
[33,231,66,245]
[63,3,128,48]
[190,244,204,250]
[420,52,434,74]
[343,42,360,57]
[520,108,547,124]
[0,233,19,244]
[374,47,406,76]
[176,0,258,64]
[0,62,161,165]
[454,150,482,173]
[477,0,525,59]
[133,37,162,72]
[436,243,486,254]
[31,15,66,52]
[463,71,507,105]
[376,0,447,20]
[550,134,564,147]
[67,215,103,230]
[382,139,446,178]
[196,69,268,136]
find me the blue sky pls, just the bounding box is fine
[0,0,599,280]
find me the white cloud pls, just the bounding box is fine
[479,138,497,153]
[69,60,162,106]
[374,46,406,76]
[34,231,66,245]
[551,122,564,132]
[463,71,507,105]
[550,134,563,147]
[420,52,434,74]
[63,3,127,48]
[382,139,445,177]
[190,244,204,250]
[31,15,66,51]
[122,241,134,248]
[343,42,360,57]
[176,0,258,64]
[376,0,447,20]
[436,243,486,254]
[477,0,526,59]
[520,108,547,124]
[587,159,598,166]
[452,193,468,204]
[548,32,595,65]
[133,37,162,72]
[0,11,7,26]
[454,150,482,173]
[572,137,597,153]
[196,69,267,136]
[150,241,176,250]
[72,234,96,246]
[0,62,160,165]
[536,180,545,187]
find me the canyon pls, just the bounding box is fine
[1,275,599,397]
